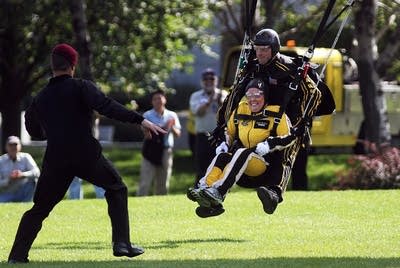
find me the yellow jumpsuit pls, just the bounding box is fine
[199,98,295,197]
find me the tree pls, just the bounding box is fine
[0,0,214,152]
[0,1,72,152]
[69,0,93,81]
[354,0,400,149]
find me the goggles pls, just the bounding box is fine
[245,91,264,99]
[254,45,270,51]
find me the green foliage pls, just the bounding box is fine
[306,154,350,190]
[86,0,214,97]
[375,0,400,80]
[1,0,214,99]
[0,190,399,266]
[390,60,400,81]
[0,1,73,104]
[336,146,400,189]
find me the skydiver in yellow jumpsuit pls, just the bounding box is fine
[188,78,296,217]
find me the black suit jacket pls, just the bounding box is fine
[25,74,144,166]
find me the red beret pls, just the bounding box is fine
[52,43,79,66]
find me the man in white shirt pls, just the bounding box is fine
[189,68,228,184]
[137,89,181,196]
[0,136,40,202]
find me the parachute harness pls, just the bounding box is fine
[211,0,355,192]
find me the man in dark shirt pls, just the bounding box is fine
[7,43,166,264]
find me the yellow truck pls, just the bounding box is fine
[221,45,400,152]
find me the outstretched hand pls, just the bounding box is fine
[141,119,167,139]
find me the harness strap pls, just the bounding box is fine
[270,88,297,136]
[233,109,282,125]
[230,108,243,153]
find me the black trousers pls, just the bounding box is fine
[234,150,284,202]
[291,146,309,190]
[8,154,130,261]
[194,133,215,184]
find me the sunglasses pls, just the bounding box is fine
[203,77,215,81]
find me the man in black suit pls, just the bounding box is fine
[8,43,166,264]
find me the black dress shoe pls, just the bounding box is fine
[8,258,29,264]
[113,242,144,258]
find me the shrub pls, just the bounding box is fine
[335,144,400,189]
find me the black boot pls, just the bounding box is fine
[257,186,279,214]
[195,204,225,218]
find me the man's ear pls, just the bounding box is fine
[71,65,76,75]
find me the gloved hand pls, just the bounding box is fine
[292,119,312,137]
[255,141,270,156]
[215,141,229,155]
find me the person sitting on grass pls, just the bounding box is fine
[0,136,40,203]
[187,78,296,218]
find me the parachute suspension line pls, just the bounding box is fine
[233,33,249,86]
[288,0,337,91]
[245,0,257,37]
[233,0,258,86]
[323,0,356,34]
[224,0,258,124]
[300,0,355,116]
[318,0,355,85]
[297,0,355,153]
[306,0,337,61]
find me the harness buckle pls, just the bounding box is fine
[288,82,298,90]
[289,66,304,91]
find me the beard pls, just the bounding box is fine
[204,85,215,93]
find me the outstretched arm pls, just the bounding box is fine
[141,119,167,139]
[255,134,296,156]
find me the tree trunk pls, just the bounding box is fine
[0,103,21,154]
[261,0,280,28]
[69,0,93,81]
[0,71,24,153]
[354,0,391,149]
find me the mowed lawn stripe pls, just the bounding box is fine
[0,190,399,267]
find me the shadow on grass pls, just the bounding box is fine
[32,241,108,250]
[1,257,399,268]
[147,238,248,249]
[32,238,248,251]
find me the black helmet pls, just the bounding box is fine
[245,78,269,97]
[253,29,280,56]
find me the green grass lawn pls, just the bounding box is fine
[0,190,399,267]
[22,147,349,198]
